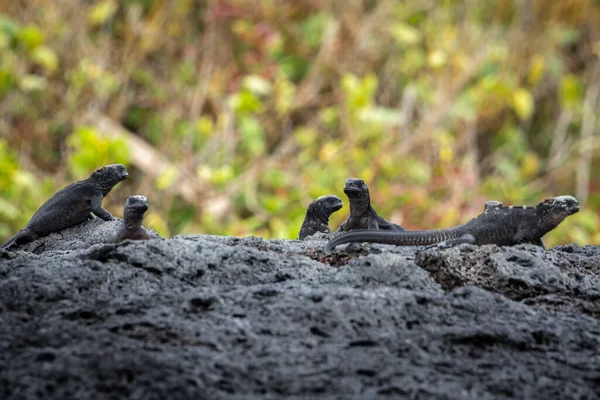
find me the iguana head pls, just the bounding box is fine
[343,178,370,200]
[306,195,342,224]
[312,194,343,221]
[536,196,580,229]
[90,164,129,192]
[124,195,149,222]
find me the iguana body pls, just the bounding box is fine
[298,195,343,240]
[1,164,129,249]
[337,178,404,232]
[326,196,579,252]
[115,195,150,243]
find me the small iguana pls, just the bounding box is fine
[114,195,151,243]
[298,195,343,240]
[1,164,129,249]
[337,178,405,232]
[326,196,579,252]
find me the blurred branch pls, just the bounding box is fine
[78,111,218,208]
[548,110,573,171]
[295,19,340,109]
[78,110,297,221]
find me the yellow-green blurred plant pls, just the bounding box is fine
[67,126,129,177]
[1,0,600,247]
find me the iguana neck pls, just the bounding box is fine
[91,180,116,196]
[303,203,328,225]
[349,198,371,216]
[124,211,144,231]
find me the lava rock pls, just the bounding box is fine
[0,230,599,399]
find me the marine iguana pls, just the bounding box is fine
[114,195,150,243]
[326,196,579,252]
[337,178,405,232]
[1,164,129,249]
[298,195,343,240]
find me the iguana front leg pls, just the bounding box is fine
[90,194,114,221]
[512,229,544,247]
[530,237,545,248]
[367,219,379,230]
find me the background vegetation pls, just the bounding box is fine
[1,0,600,246]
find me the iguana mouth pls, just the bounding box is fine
[132,204,149,212]
[343,187,363,197]
[330,202,343,212]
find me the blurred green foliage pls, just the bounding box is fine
[1,0,600,246]
[67,126,129,177]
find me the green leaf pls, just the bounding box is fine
[262,195,286,212]
[211,165,234,185]
[294,127,317,148]
[279,55,309,82]
[0,197,19,220]
[17,25,43,51]
[31,46,59,73]
[88,0,119,26]
[0,16,20,38]
[428,50,447,69]
[359,107,401,127]
[242,75,272,96]
[300,13,329,49]
[194,116,214,145]
[228,91,262,114]
[0,31,10,49]
[341,73,378,110]
[450,91,477,120]
[274,77,295,115]
[155,166,178,190]
[19,75,47,92]
[527,55,546,85]
[389,22,422,46]
[512,88,534,120]
[319,107,338,129]
[0,70,17,97]
[176,59,196,84]
[263,169,288,188]
[559,75,582,110]
[95,72,119,97]
[238,116,265,157]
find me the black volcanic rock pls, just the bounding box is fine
[0,222,599,399]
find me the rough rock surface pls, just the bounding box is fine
[1,222,599,399]
[11,217,161,253]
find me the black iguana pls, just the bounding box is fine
[114,195,151,243]
[298,195,343,240]
[1,164,129,249]
[337,178,405,232]
[326,196,579,252]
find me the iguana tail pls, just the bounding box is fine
[1,228,37,250]
[325,229,460,252]
[1,233,19,249]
